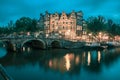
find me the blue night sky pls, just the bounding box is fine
[0,0,120,26]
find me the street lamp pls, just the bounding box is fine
[27,32,30,36]
[88,33,92,42]
[99,32,102,42]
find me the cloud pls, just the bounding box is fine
[0,0,120,26]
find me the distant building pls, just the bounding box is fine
[38,10,86,39]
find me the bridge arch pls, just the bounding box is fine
[0,41,6,47]
[0,41,15,51]
[21,39,46,50]
[51,40,62,48]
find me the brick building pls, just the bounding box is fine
[38,10,86,39]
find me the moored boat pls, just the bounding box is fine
[83,42,105,50]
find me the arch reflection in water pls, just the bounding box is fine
[0,47,7,58]
[3,44,6,47]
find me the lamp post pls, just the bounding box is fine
[88,33,92,42]
[99,32,102,42]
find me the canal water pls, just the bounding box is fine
[0,47,120,80]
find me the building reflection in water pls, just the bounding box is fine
[48,53,75,72]
[0,48,104,74]
[47,51,101,73]
[1,48,120,80]
[47,51,102,72]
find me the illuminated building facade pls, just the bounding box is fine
[38,10,86,39]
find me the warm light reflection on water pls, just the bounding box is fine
[27,47,30,52]
[13,47,16,51]
[64,54,71,71]
[49,60,53,67]
[88,51,91,66]
[98,51,101,63]
[22,47,31,52]
[75,55,80,65]
[23,47,25,51]
[1,48,120,80]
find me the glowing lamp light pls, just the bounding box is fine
[89,33,92,36]
[27,32,30,36]
[46,34,48,37]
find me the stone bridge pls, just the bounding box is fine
[0,37,85,52]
